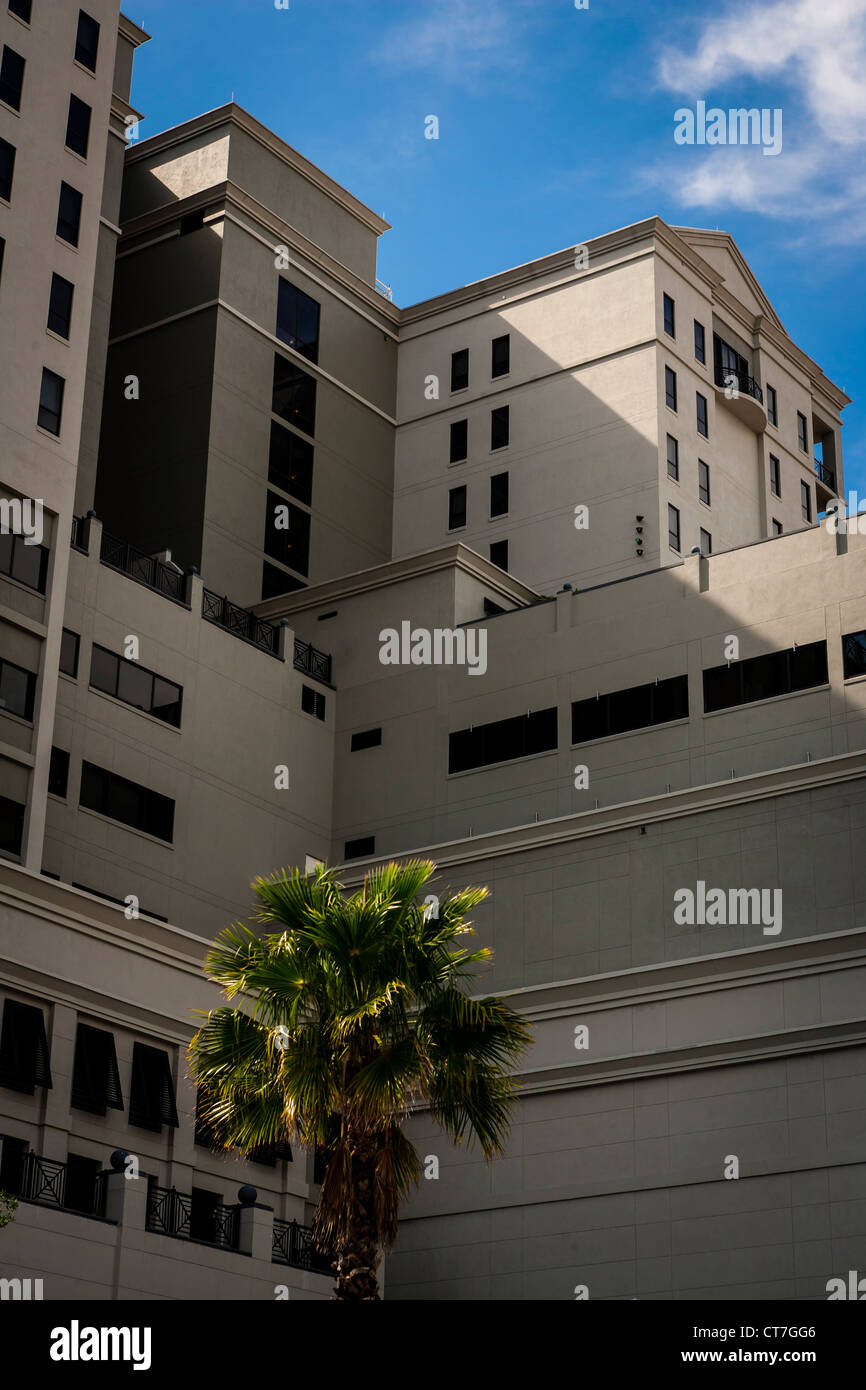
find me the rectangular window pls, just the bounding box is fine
[276,279,320,363]
[668,503,680,552]
[489,539,508,571]
[572,674,688,744]
[448,484,467,530]
[345,836,375,860]
[269,421,313,506]
[797,411,809,453]
[491,334,510,378]
[261,560,306,601]
[663,293,675,337]
[767,455,780,497]
[449,707,557,774]
[272,354,316,437]
[0,657,36,720]
[700,528,712,555]
[696,392,709,438]
[694,320,706,364]
[801,480,813,523]
[60,628,80,677]
[772,519,783,535]
[350,727,381,752]
[57,181,83,246]
[90,644,182,727]
[698,459,711,506]
[0,530,49,592]
[0,137,15,201]
[666,434,679,481]
[47,273,74,339]
[38,367,65,434]
[301,684,326,721]
[265,489,310,576]
[450,418,468,463]
[9,1,32,21]
[65,1153,102,1214]
[490,471,509,517]
[75,10,100,70]
[703,640,827,713]
[65,94,91,159]
[491,405,510,450]
[0,46,25,110]
[451,348,469,392]
[0,795,25,856]
[71,1023,123,1115]
[48,746,69,798]
[767,384,778,426]
[665,365,677,411]
[842,630,866,680]
[129,1041,179,1132]
[79,761,175,842]
[0,998,52,1093]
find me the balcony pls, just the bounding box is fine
[100,530,187,604]
[202,588,281,658]
[145,1180,240,1251]
[272,1217,333,1274]
[293,637,332,685]
[3,1147,108,1221]
[713,365,767,433]
[815,459,838,498]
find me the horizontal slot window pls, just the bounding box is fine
[703,641,828,713]
[89,644,182,727]
[79,760,175,842]
[449,707,557,774]
[350,727,382,752]
[572,675,688,744]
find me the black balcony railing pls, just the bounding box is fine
[713,365,763,405]
[100,530,187,603]
[70,515,88,554]
[272,1218,333,1275]
[14,1151,107,1219]
[201,588,281,657]
[815,460,837,491]
[145,1180,240,1250]
[293,637,332,685]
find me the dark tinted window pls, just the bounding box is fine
[663,293,675,337]
[450,418,467,463]
[491,335,510,378]
[65,94,91,158]
[451,348,469,392]
[265,490,310,576]
[129,1041,179,1131]
[668,503,680,552]
[48,746,69,798]
[9,1,32,21]
[351,727,381,751]
[65,1153,101,1214]
[301,684,325,720]
[0,136,15,200]
[767,384,778,426]
[694,320,706,364]
[448,485,467,530]
[48,273,74,338]
[665,366,677,411]
[60,628,80,677]
[491,405,509,450]
[449,707,557,774]
[79,761,175,842]
[490,471,509,517]
[699,459,710,506]
[769,455,780,497]
[75,10,100,70]
[842,630,866,680]
[489,539,508,571]
[801,481,812,523]
[57,182,83,246]
[0,657,36,720]
[276,279,320,363]
[90,645,182,726]
[703,641,827,712]
[0,531,49,592]
[0,999,52,1093]
[0,47,25,110]
[269,421,313,505]
[261,560,306,601]
[666,434,678,481]
[71,1023,123,1114]
[0,795,25,855]
[38,367,65,434]
[797,412,808,452]
[696,392,708,438]
[272,354,316,437]
[572,675,688,744]
[344,836,375,860]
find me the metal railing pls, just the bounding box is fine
[16,1152,107,1219]
[145,1181,239,1250]
[293,637,332,684]
[815,460,837,491]
[100,530,186,602]
[201,588,281,657]
[272,1218,333,1274]
[713,365,763,405]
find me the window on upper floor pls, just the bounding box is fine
[65,94,92,158]
[698,459,711,506]
[79,760,175,842]
[767,454,781,498]
[351,727,382,752]
[696,392,709,438]
[344,836,375,860]
[491,404,509,450]
[261,559,306,601]
[668,503,680,552]
[72,1023,123,1115]
[0,527,49,592]
[129,1041,179,1132]
[90,644,183,727]
[489,539,508,571]
[57,181,83,246]
[666,434,679,481]
[264,489,310,576]
[448,484,467,530]
[572,674,688,744]
[0,998,52,1093]
[60,627,80,677]
[766,384,778,426]
[47,273,75,339]
[301,683,326,721]
[0,657,36,720]
[0,795,25,856]
[491,334,510,378]
[450,418,468,463]
[665,366,677,411]
[703,639,827,713]
[772,518,783,535]
[0,46,25,110]
[797,411,809,453]
[0,137,16,201]
[8,1,32,23]
[490,471,509,517]
[801,480,813,523]
[700,528,712,555]
[842,629,866,680]
[269,420,314,506]
[74,10,100,71]
[272,354,316,437]
[48,747,69,798]
[451,348,469,392]
[449,707,557,774]
[38,367,65,435]
[694,320,706,364]
[663,293,675,337]
[276,279,320,363]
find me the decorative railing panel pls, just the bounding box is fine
[713,365,763,405]
[145,1180,239,1250]
[201,588,281,657]
[272,1218,332,1274]
[293,638,332,684]
[100,530,186,602]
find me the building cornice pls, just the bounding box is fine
[118,14,151,46]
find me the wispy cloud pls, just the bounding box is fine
[654,0,866,243]
[375,0,529,83]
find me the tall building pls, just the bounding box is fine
[1,9,864,1302]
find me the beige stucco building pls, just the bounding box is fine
[1,4,863,1302]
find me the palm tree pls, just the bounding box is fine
[188,858,531,1300]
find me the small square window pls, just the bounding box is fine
[699,528,712,555]
[38,367,65,435]
[663,294,675,337]
[0,137,16,201]
[665,366,677,411]
[491,405,509,450]
[344,836,375,861]
[491,335,510,378]
[698,459,710,506]
[694,320,706,364]
[797,411,809,453]
[0,46,25,111]
[57,182,83,246]
[75,11,100,71]
[65,94,92,159]
[666,434,679,481]
[449,418,467,463]
[48,273,74,338]
[489,539,508,571]
[301,684,326,721]
[696,392,709,438]
[451,348,469,392]
[769,454,781,498]
[448,484,467,531]
[668,503,680,552]
[766,384,778,427]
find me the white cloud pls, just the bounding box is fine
[376,0,525,81]
[655,0,866,239]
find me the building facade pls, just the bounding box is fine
[1,6,863,1301]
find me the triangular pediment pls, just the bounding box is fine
[671,226,784,331]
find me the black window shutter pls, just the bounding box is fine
[71,1023,123,1114]
[129,1041,179,1131]
[0,999,52,1093]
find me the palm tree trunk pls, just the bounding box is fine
[334,1132,381,1301]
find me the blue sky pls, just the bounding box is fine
[128,0,866,492]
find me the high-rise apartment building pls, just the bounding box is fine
[1,10,864,1302]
